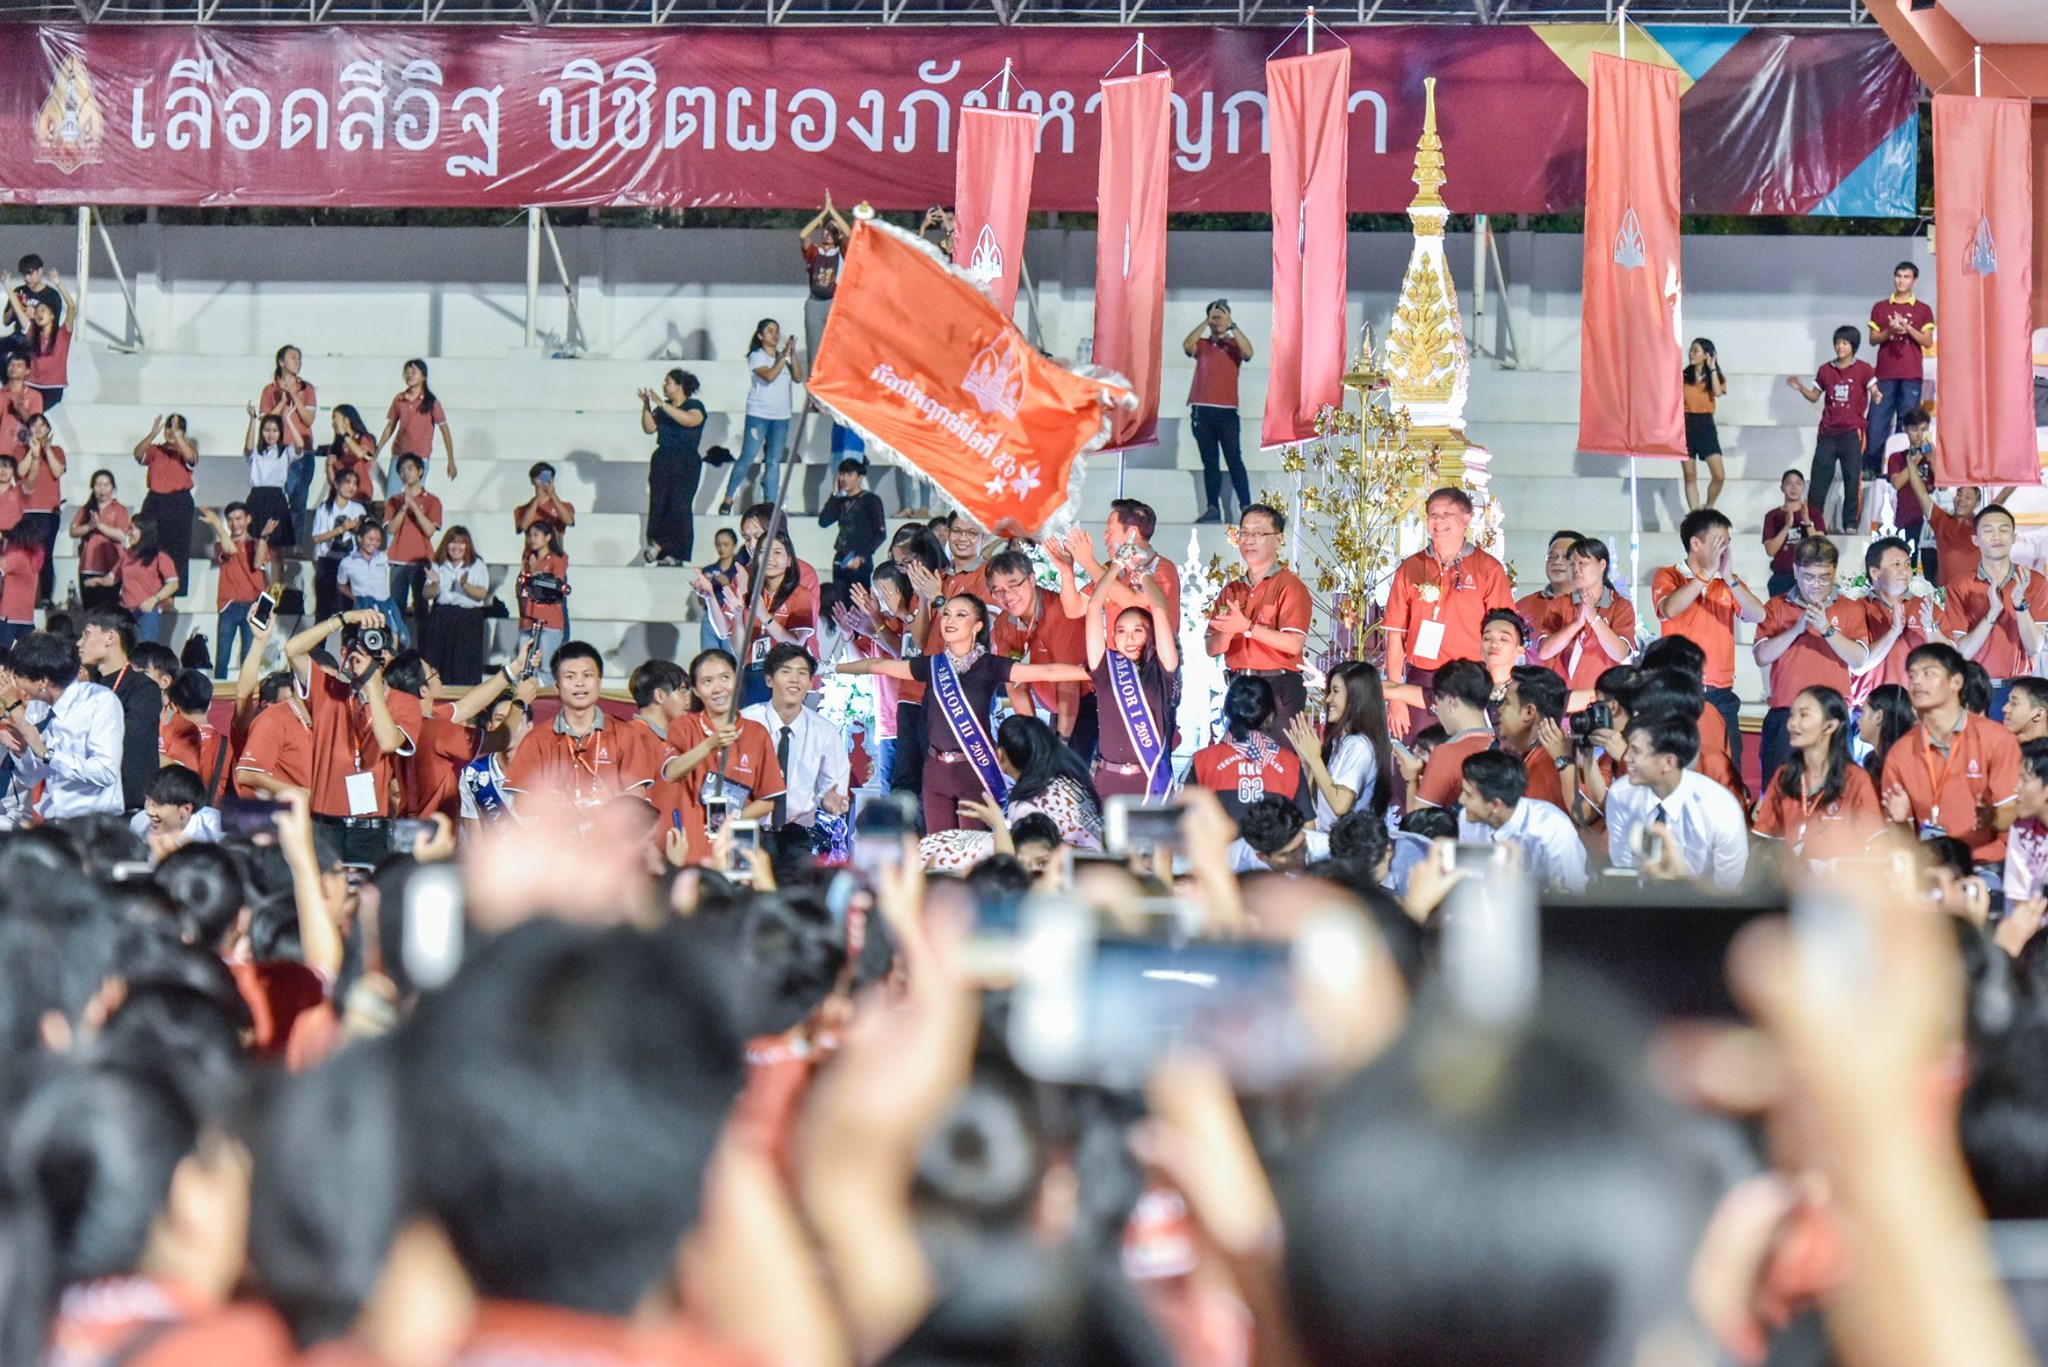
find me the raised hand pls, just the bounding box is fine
[1283,710,1320,761]
[1882,783,1913,824]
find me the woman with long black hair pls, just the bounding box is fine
[376,357,455,493]
[1753,684,1883,864]
[1533,536,1638,708]
[422,525,492,686]
[324,403,380,501]
[310,466,368,622]
[97,511,178,642]
[1286,659,1393,831]
[260,342,318,536]
[639,368,707,566]
[719,320,802,515]
[130,413,197,592]
[1085,560,1179,800]
[68,467,130,612]
[240,406,299,550]
[835,594,1087,833]
[1682,337,1728,512]
[917,713,1106,871]
[1859,681,1916,784]
[723,531,816,707]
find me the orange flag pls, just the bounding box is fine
[809,218,1130,536]
[1264,48,1350,449]
[1934,93,2037,487]
[1093,70,1172,450]
[1578,52,1685,460]
[954,108,1038,318]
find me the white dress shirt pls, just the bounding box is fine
[1315,734,1378,832]
[16,680,127,819]
[337,548,393,601]
[1605,768,1750,890]
[742,700,849,828]
[1227,830,1331,873]
[129,806,224,847]
[431,559,490,607]
[1458,799,1589,892]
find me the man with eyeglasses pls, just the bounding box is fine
[1383,486,1515,725]
[1206,503,1312,736]
[1515,529,1584,630]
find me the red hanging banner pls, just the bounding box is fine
[1933,93,2037,488]
[1578,52,1686,460]
[1093,70,1173,451]
[808,219,1128,536]
[954,106,1038,317]
[1263,47,1350,450]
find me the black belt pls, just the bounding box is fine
[1229,668,1300,679]
[314,814,390,830]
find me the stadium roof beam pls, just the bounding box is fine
[11,0,1878,23]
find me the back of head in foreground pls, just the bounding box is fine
[1279,974,1721,1367]
[392,917,747,1318]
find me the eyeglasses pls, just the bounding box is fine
[1238,529,1281,540]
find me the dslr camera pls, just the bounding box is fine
[520,572,571,606]
[1565,700,1611,749]
[344,622,394,659]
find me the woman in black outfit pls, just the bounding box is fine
[640,369,707,566]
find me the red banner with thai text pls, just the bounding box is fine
[1093,71,1172,451]
[808,219,1128,536]
[954,108,1037,316]
[1,23,1915,215]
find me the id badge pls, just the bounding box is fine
[1918,821,1946,841]
[751,635,771,666]
[344,769,379,817]
[1413,618,1446,663]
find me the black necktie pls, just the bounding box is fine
[774,724,792,828]
[1651,802,1669,831]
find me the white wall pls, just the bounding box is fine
[36,220,1929,374]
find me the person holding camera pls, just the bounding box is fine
[279,606,407,864]
[310,466,368,622]
[1183,299,1254,525]
[517,520,572,686]
[515,461,576,539]
[720,321,804,517]
[336,520,407,649]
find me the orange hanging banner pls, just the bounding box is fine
[809,218,1130,536]
[954,107,1039,318]
[1933,93,2037,488]
[1263,47,1351,449]
[1578,52,1686,460]
[1093,69,1173,450]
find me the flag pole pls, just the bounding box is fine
[1136,32,1146,75]
[1618,1,1627,60]
[1305,7,1315,54]
[1000,57,1015,110]
[1975,44,1982,97]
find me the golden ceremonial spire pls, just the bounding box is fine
[1410,76,1446,217]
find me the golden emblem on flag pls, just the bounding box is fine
[33,55,108,174]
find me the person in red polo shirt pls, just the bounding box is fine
[1651,507,1768,775]
[1786,327,1879,535]
[200,503,275,683]
[1881,641,2020,867]
[1051,500,1184,639]
[1497,664,1570,811]
[1853,535,1939,707]
[1753,537,1872,785]
[1515,529,1584,632]
[987,547,1094,755]
[1895,455,2015,591]
[663,646,786,863]
[1393,659,1497,811]
[1183,299,1254,524]
[1531,536,1636,708]
[1866,260,1935,461]
[1382,487,1514,728]
[1207,503,1316,738]
[1938,503,2048,720]
[383,453,443,646]
[281,606,408,866]
[130,412,199,591]
[503,640,665,819]
[1752,683,1884,869]
[233,673,314,800]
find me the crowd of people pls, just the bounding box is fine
[5,234,2048,1366]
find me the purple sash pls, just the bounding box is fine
[932,652,1008,804]
[1106,651,1171,799]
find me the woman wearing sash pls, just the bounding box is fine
[835,594,1087,833]
[921,714,1107,871]
[1085,560,1178,800]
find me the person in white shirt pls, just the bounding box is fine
[336,521,407,645]
[1454,749,1588,892]
[741,643,850,858]
[1605,711,1750,890]
[1229,794,1331,873]
[0,630,126,819]
[129,761,223,852]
